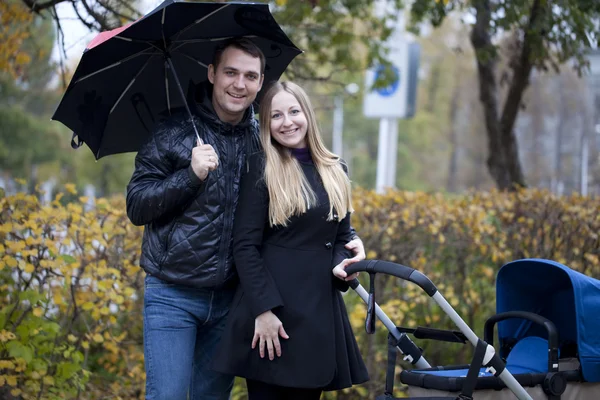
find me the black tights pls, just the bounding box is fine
[246,379,322,400]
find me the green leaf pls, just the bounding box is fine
[19,289,43,305]
[71,350,84,364]
[30,358,48,374]
[6,340,34,363]
[60,254,76,263]
[42,321,60,335]
[56,361,80,380]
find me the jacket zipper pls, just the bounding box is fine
[216,134,237,286]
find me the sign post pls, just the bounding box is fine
[363,1,420,193]
[364,36,419,193]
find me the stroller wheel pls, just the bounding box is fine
[543,372,567,396]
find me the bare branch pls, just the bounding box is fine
[50,5,68,89]
[21,0,66,14]
[114,0,141,17]
[80,0,112,31]
[97,0,139,23]
[71,1,99,31]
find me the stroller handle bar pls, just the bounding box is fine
[345,259,438,296]
[348,279,432,369]
[346,259,534,400]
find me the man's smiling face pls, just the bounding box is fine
[208,46,264,125]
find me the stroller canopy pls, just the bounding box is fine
[496,259,600,382]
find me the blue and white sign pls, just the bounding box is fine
[363,39,409,118]
[374,65,400,97]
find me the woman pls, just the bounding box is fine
[213,81,368,399]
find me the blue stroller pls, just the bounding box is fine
[347,259,600,400]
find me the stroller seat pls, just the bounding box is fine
[400,336,584,398]
[505,336,553,374]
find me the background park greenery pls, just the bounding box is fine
[1,0,599,398]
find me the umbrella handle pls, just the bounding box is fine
[166,57,204,145]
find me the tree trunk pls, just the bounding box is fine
[426,63,441,113]
[446,75,461,192]
[470,0,545,190]
[470,0,512,189]
[554,78,566,193]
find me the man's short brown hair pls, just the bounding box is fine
[212,37,266,74]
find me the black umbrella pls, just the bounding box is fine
[52,0,301,159]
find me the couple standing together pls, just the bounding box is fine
[126,37,369,400]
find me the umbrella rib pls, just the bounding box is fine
[172,35,257,44]
[173,4,230,42]
[109,55,155,115]
[74,48,158,84]
[170,35,251,54]
[165,61,171,114]
[161,7,168,51]
[114,35,164,53]
[173,51,209,69]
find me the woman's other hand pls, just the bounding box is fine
[253,310,289,360]
[332,259,359,281]
[344,237,365,263]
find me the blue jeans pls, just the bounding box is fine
[143,274,235,400]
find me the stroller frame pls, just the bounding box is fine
[346,259,534,400]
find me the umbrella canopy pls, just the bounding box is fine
[52,0,301,159]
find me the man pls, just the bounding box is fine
[126,38,365,400]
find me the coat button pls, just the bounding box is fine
[325,242,333,249]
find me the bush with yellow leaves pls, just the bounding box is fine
[332,187,599,399]
[0,185,598,399]
[0,185,144,399]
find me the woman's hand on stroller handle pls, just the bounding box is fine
[344,237,365,263]
[253,310,289,361]
[333,259,360,281]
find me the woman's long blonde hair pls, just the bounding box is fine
[258,81,353,227]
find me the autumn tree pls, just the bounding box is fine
[410,0,600,190]
[0,1,34,79]
[20,0,403,89]
[0,6,69,193]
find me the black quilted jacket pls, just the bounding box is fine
[126,83,260,288]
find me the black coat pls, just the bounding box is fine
[213,153,369,390]
[126,82,260,288]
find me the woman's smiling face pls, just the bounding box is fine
[269,90,308,149]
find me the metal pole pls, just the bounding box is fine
[431,292,533,400]
[166,57,204,145]
[581,133,588,196]
[387,118,398,188]
[332,95,344,157]
[352,283,431,369]
[376,118,390,193]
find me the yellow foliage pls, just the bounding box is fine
[6,375,17,386]
[348,186,600,382]
[0,4,32,78]
[0,360,15,369]
[0,186,598,399]
[0,188,144,399]
[0,330,16,342]
[42,376,54,386]
[64,183,77,195]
